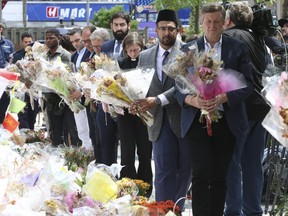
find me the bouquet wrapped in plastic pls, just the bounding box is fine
[163,46,247,136]
[34,57,85,113]
[82,163,121,203]
[89,67,155,126]
[261,66,288,147]
[76,53,120,88]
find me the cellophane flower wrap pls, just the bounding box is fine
[34,57,85,113]
[10,42,84,113]
[163,44,247,136]
[261,65,288,147]
[89,62,155,126]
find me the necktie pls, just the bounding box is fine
[161,50,169,84]
[115,40,122,58]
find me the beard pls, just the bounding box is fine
[159,36,176,47]
[113,29,129,41]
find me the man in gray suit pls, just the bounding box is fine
[133,9,192,210]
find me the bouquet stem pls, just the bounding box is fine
[206,117,213,136]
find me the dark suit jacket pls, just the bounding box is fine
[138,41,184,141]
[101,39,124,58]
[12,48,25,64]
[175,35,254,139]
[71,48,91,65]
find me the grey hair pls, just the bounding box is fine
[90,28,111,42]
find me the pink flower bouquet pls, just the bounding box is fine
[163,48,247,136]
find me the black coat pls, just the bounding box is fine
[224,27,270,120]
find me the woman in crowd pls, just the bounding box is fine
[117,32,153,196]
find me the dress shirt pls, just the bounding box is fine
[204,35,224,111]
[75,47,86,70]
[156,46,172,106]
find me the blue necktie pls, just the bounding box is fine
[162,50,169,84]
[115,41,122,58]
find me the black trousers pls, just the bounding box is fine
[96,105,118,166]
[0,92,10,123]
[47,105,81,147]
[18,94,39,130]
[187,112,235,216]
[117,110,152,186]
[86,104,101,162]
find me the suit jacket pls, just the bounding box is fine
[138,41,183,142]
[175,35,254,139]
[12,48,25,64]
[101,39,124,58]
[71,48,91,65]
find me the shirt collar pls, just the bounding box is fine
[158,45,172,57]
[77,47,86,55]
[204,35,222,50]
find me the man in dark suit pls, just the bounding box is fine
[70,28,91,70]
[68,28,95,150]
[175,3,254,216]
[97,12,130,165]
[134,9,192,210]
[12,32,39,130]
[101,12,130,59]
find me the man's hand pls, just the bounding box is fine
[70,89,82,100]
[84,89,91,100]
[136,97,158,112]
[184,93,227,113]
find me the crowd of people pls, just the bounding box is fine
[0,2,288,215]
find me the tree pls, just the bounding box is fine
[154,0,202,34]
[91,5,138,30]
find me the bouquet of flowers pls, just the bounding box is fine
[163,47,247,136]
[140,200,181,216]
[77,53,120,88]
[89,68,155,126]
[117,178,150,197]
[261,66,288,147]
[63,147,94,176]
[34,57,85,113]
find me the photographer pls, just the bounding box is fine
[223,2,270,215]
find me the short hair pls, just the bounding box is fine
[82,26,96,34]
[226,2,253,27]
[111,12,130,24]
[90,27,110,42]
[60,35,76,52]
[123,32,144,51]
[21,32,33,41]
[201,3,226,22]
[69,28,82,36]
[45,28,60,37]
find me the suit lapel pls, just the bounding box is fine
[82,49,91,62]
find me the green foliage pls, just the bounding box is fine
[91,5,137,30]
[91,5,125,28]
[130,20,138,30]
[275,194,288,215]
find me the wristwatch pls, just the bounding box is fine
[155,96,161,105]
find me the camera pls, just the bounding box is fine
[251,4,278,37]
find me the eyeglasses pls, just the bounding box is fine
[127,48,141,53]
[157,26,177,32]
[92,45,101,49]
